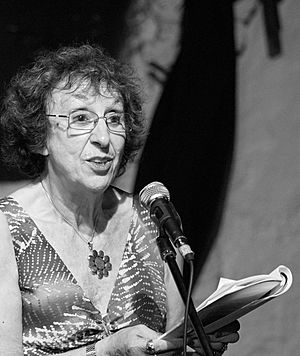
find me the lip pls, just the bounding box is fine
[85,156,114,172]
[86,155,113,163]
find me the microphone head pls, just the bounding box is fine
[139,181,170,209]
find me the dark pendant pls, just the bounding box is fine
[88,250,112,279]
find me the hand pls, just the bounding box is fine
[96,324,183,356]
[187,321,240,355]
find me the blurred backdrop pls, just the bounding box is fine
[0,1,299,355]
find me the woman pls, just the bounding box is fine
[0,44,239,355]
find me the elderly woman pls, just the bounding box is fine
[0,44,239,356]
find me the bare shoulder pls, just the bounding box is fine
[0,210,11,241]
[10,179,39,202]
[11,179,47,216]
[0,210,20,318]
[0,212,23,354]
[0,208,21,300]
[0,180,29,198]
[0,210,18,277]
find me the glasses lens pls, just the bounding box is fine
[106,113,126,132]
[69,111,97,130]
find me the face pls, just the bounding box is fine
[44,83,126,195]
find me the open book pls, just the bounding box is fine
[160,265,292,339]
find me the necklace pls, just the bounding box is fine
[40,179,112,279]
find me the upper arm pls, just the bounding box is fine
[0,212,23,355]
[164,253,185,331]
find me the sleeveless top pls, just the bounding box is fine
[0,196,167,355]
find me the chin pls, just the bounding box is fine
[84,178,113,193]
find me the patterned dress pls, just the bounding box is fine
[0,196,167,355]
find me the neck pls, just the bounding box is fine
[40,176,116,237]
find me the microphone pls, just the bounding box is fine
[139,181,194,261]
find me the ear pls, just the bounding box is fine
[36,136,49,156]
[40,147,49,156]
[35,146,49,156]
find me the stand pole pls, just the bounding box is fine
[157,236,213,356]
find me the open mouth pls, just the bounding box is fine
[86,157,113,170]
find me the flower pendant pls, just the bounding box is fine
[88,249,112,279]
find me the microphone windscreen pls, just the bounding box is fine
[139,181,170,208]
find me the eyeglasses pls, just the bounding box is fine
[47,110,127,135]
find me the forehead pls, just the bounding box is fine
[47,81,122,110]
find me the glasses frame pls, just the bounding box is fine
[46,110,128,135]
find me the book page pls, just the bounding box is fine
[159,265,292,339]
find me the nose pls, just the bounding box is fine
[89,117,110,147]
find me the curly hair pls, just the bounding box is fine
[0,44,146,178]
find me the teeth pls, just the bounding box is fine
[89,159,111,165]
[89,158,108,162]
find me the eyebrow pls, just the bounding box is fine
[71,92,122,104]
[68,101,124,115]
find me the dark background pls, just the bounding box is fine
[135,1,235,277]
[0,0,236,278]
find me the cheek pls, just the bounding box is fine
[50,141,80,158]
[47,133,85,166]
[111,135,126,158]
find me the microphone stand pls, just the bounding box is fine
[156,234,214,356]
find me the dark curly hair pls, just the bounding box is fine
[0,44,146,178]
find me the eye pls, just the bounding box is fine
[70,111,93,126]
[107,113,124,126]
[76,115,88,122]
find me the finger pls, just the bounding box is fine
[186,342,204,355]
[209,332,240,344]
[192,341,228,354]
[189,332,239,354]
[150,337,183,354]
[187,338,225,355]
[187,321,240,342]
[190,331,239,346]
